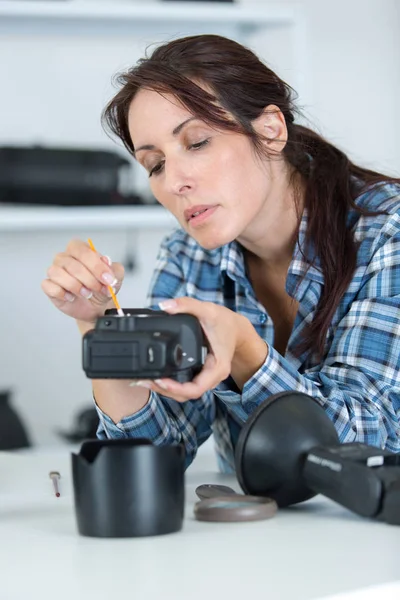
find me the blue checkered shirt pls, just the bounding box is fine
[96,183,400,471]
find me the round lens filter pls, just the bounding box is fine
[194,494,278,523]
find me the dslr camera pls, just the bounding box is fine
[82,308,207,383]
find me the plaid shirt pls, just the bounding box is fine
[96,182,400,471]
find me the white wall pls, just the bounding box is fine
[1,0,399,447]
[280,0,400,175]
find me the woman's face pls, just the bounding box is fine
[128,88,282,250]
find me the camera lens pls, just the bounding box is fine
[173,344,183,367]
[104,320,112,327]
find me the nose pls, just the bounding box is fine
[164,157,194,196]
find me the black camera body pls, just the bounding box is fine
[82,309,207,383]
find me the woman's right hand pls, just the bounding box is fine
[41,239,125,324]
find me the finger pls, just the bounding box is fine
[65,240,119,288]
[110,262,124,291]
[133,378,188,401]
[100,257,125,295]
[46,264,101,300]
[100,255,112,267]
[52,254,116,295]
[158,297,211,317]
[151,354,225,401]
[57,251,117,290]
[41,278,76,304]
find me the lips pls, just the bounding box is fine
[184,205,217,222]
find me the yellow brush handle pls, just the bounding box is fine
[87,238,122,312]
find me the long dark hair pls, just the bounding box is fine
[102,34,400,358]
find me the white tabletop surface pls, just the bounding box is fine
[0,445,399,600]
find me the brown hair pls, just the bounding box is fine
[102,34,400,358]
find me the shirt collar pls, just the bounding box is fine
[288,209,324,285]
[220,238,248,283]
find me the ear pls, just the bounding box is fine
[252,104,288,154]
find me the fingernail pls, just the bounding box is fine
[155,379,169,390]
[64,292,75,302]
[158,299,177,310]
[102,255,112,266]
[101,273,117,286]
[80,287,93,299]
[135,381,153,389]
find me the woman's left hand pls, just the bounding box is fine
[133,297,268,402]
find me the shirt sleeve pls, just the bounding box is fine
[95,390,215,469]
[214,223,400,453]
[94,230,215,469]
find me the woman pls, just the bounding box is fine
[42,34,400,471]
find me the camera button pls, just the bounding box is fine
[147,347,156,363]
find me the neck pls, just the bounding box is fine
[237,169,304,270]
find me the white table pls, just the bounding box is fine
[0,447,399,600]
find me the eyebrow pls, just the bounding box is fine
[134,117,199,155]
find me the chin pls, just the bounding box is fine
[192,230,235,251]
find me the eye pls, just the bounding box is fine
[188,139,209,150]
[148,161,165,178]
[148,139,209,178]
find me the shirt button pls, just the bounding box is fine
[258,313,267,324]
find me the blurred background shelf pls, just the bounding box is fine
[0,1,297,37]
[0,204,176,232]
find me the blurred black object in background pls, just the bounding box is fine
[0,145,143,206]
[0,390,31,450]
[58,406,99,443]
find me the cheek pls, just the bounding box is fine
[218,153,266,200]
[149,183,185,224]
[218,144,258,179]
[149,180,169,207]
